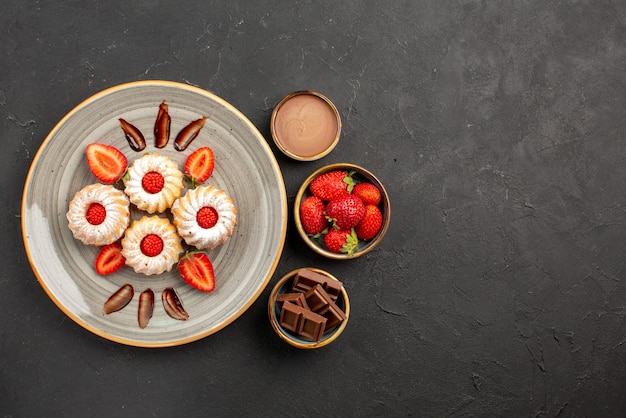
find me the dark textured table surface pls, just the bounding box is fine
[4,1,626,416]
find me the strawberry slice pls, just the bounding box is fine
[95,242,126,275]
[86,143,128,184]
[184,147,215,187]
[178,252,215,292]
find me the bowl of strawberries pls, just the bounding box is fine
[294,163,390,259]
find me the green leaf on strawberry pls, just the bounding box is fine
[343,170,356,193]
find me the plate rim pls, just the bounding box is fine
[21,80,288,348]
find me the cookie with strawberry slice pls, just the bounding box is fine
[178,251,215,292]
[184,146,215,188]
[86,143,128,184]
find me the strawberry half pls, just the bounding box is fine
[95,242,126,275]
[184,147,215,187]
[86,143,128,184]
[178,252,215,292]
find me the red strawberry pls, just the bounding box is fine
[142,171,165,194]
[197,206,218,229]
[140,234,164,257]
[184,147,215,187]
[309,170,355,201]
[178,252,215,292]
[355,204,383,240]
[325,194,366,230]
[95,242,126,275]
[352,182,381,206]
[85,202,106,225]
[324,229,358,255]
[86,143,128,184]
[299,196,328,236]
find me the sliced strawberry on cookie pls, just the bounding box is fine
[141,172,165,194]
[184,147,215,187]
[86,143,128,184]
[140,234,164,257]
[178,251,215,292]
[95,242,126,275]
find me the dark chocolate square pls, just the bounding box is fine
[297,309,328,341]
[304,284,331,312]
[279,302,303,333]
[292,268,343,301]
[276,292,309,309]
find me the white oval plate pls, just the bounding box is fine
[21,80,287,347]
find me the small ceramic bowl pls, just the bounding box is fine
[268,268,349,349]
[270,91,341,161]
[294,163,391,259]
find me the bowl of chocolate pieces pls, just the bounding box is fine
[268,268,349,349]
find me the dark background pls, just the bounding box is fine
[3,1,626,416]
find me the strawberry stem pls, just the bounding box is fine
[343,171,356,193]
[341,229,359,255]
[184,175,200,189]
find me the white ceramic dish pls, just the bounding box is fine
[21,80,287,347]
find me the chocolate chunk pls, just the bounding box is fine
[292,268,342,301]
[320,300,347,329]
[279,302,328,342]
[298,310,327,342]
[304,284,347,329]
[304,284,331,312]
[279,302,303,333]
[276,292,308,309]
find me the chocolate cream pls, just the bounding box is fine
[273,93,339,158]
